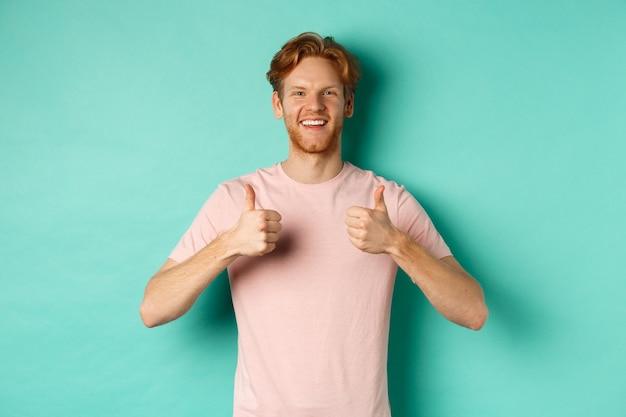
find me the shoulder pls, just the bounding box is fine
[217,163,282,192]
[210,164,284,211]
[343,162,408,197]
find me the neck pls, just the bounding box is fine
[281,152,344,184]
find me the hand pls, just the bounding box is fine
[345,185,398,254]
[226,184,282,257]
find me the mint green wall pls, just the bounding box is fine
[1,1,624,416]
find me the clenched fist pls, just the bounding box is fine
[227,184,282,257]
[345,185,399,254]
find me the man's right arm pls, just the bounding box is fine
[139,184,281,328]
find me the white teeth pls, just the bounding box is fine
[301,120,326,126]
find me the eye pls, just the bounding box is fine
[293,91,305,96]
[323,90,335,96]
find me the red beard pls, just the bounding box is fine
[285,118,343,156]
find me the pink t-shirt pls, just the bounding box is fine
[170,162,451,417]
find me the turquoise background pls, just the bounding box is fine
[1,1,625,416]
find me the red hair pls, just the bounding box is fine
[267,32,361,98]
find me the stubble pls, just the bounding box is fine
[285,118,343,157]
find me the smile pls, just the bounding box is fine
[300,119,327,126]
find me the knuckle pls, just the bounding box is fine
[255,241,269,253]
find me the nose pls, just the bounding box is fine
[306,94,325,112]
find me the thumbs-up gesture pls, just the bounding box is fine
[227,184,282,257]
[345,185,398,254]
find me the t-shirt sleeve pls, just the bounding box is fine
[168,184,237,263]
[396,188,452,259]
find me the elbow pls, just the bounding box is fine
[467,304,489,331]
[465,283,489,331]
[139,301,161,328]
[448,304,488,331]
[141,317,158,329]
[140,297,180,328]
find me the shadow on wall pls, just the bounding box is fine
[188,270,236,337]
[341,43,385,167]
[423,199,551,349]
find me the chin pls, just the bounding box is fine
[287,127,341,156]
[292,138,339,155]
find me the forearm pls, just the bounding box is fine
[388,231,488,330]
[141,190,282,328]
[140,233,237,328]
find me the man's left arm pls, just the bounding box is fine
[345,185,488,330]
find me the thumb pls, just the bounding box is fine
[373,185,387,212]
[243,184,256,212]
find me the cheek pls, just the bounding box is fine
[283,104,302,120]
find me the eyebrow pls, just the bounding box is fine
[288,84,342,91]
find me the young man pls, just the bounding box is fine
[140,32,487,417]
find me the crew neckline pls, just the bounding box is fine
[276,161,351,188]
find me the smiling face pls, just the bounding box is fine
[272,57,354,158]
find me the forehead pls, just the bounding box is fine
[283,57,343,89]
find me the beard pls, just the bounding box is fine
[285,118,343,156]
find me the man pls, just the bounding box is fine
[140,32,488,417]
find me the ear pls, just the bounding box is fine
[272,91,283,119]
[344,93,354,118]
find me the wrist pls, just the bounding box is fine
[386,228,410,258]
[214,229,243,261]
